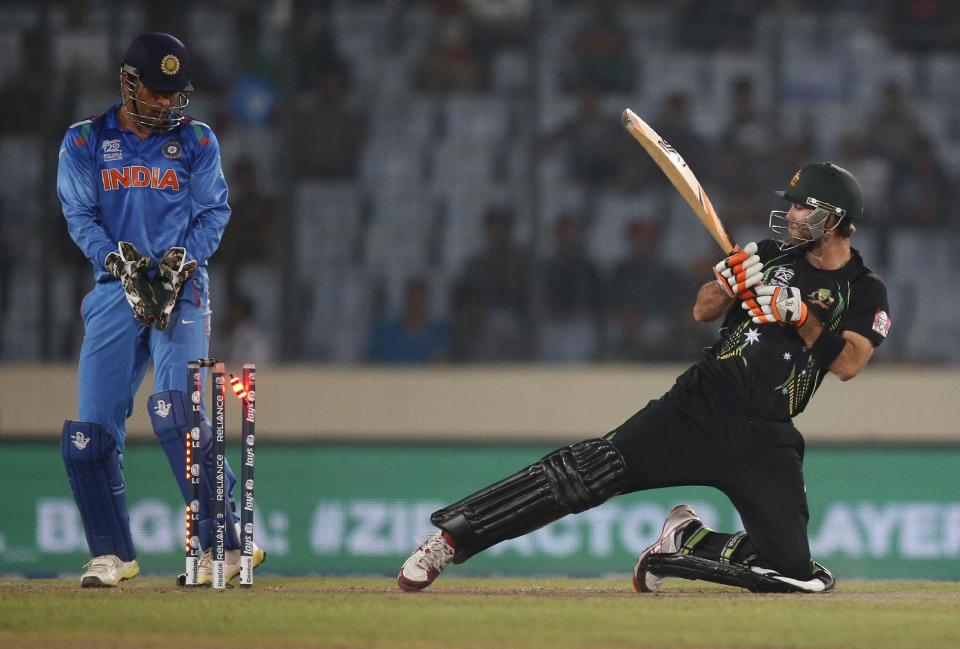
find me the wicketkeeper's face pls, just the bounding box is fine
[135,82,182,120]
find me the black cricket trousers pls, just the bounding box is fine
[606,363,813,579]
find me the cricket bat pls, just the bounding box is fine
[622,108,736,254]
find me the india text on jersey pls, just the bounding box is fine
[101,166,180,191]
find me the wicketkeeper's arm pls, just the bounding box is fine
[183,127,230,264]
[57,130,116,271]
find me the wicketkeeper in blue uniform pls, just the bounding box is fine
[57,32,264,587]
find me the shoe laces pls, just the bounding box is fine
[417,534,454,571]
[85,555,120,571]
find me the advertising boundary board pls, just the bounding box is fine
[3,442,959,580]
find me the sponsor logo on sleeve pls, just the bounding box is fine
[872,309,891,338]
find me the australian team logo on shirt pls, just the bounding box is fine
[101,166,180,191]
[806,288,836,309]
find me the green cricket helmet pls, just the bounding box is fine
[770,162,863,250]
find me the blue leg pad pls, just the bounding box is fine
[61,421,137,561]
[148,390,240,550]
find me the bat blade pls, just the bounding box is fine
[622,108,736,254]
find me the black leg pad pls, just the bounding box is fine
[645,553,836,593]
[432,438,627,563]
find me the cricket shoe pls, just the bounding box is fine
[178,543,268,586]
[749,561,837,593]
[196,543,268,585]
[397,531,456,592]
[80,555,140,588]
[633,504,702,593]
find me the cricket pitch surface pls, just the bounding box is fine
[2,576,958,648]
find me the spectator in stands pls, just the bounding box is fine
[0,198,9,320]
[0,30,47,135]
[547,85,634,189]
[887,0,960,53]
[368,278,450,364]
[294,15,351,92]
[714,78,774,228]
[657,91,710,174]
[673,0,760,51]
[839,132,892,225]
[719,78,772,158]
[563,0,636,94]
[892,146,951,227]
[144,2,190,43]
[867,82,927,166]
[53,0,111,91]
[220,296,274,365]
[450,207,532,361]
[604,219,695,361]
[228,8,278,129]
[449,281,529,362]
[538,214,604,362]
[864,82,950,227]
[296,65,367,179]
[463,0,531,57]
[216,158,280,297]
[837,130,895,267]
[459,207,530,318]
[418,16,485,93]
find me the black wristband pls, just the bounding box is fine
[809,330,846,368]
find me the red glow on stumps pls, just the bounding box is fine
[229,373,248,401]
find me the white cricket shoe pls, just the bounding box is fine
[633,504,702,593]
[397,531,456,592]
[80,555,140,588]
[194,543,267,586]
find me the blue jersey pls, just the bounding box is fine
[57,101,230,282]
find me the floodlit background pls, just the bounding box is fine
[0,0,957,579]
[1,0,958,364]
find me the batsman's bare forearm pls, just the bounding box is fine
[797,313,874,381]
[693,281,735,322]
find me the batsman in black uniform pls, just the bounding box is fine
[398,162,891,594]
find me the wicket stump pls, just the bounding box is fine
[182,358,256,590]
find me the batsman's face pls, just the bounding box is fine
[787,202,816,238]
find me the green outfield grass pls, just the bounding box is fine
[1,577,958,649]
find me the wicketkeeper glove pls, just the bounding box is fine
[104,241,158,326]
[741,285,808,327]
[151,247,198,331]
[713,242,762,299]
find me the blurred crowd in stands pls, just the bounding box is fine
[1,0,958,365]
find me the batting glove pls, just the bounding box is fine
[741,285,808,327]
[105,241,158,326]
[713,242,762,299]
[151,247,198,331]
